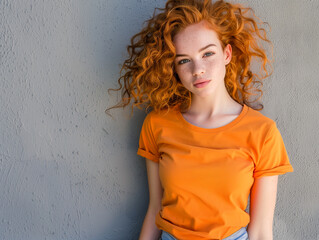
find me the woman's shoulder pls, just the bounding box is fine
[244,104,277,130]
[146,105,179,118]
[142,105,180,127]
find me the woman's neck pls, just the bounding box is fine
[186,86,241,117]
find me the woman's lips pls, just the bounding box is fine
[194,80,211,88]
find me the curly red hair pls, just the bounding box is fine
[106,0,273,114]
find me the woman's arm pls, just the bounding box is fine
[139,158,163,240]
[247,175,278,240]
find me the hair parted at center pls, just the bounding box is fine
[106,0,273,115]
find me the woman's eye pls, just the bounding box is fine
[178,59,190,65]
[204,52,214,57]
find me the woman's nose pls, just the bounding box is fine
[192,61,205,76]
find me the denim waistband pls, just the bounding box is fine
[160,227,249,240]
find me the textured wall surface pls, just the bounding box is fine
[0,0,318,239]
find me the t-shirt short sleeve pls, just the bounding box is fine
[253,122,294,178]
[137,113,160,163]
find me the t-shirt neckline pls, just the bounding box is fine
[176,104,249,132]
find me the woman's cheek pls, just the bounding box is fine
[180,65,192,75]
[176,66,186,78]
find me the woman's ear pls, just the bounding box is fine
[224,44,232,65]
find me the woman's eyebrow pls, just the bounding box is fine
[175,44,217,57]
[199,44,216,52]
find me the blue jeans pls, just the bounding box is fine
[160,227,249,240]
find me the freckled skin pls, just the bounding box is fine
[173,21,232,99]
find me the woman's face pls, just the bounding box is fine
[173,20,232,98]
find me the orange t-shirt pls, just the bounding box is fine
[137,104,293,240]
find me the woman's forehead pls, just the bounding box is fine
[173,21,221,52]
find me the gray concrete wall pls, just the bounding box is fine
[0,0,317,239]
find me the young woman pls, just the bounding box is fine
[106,0,294,239]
